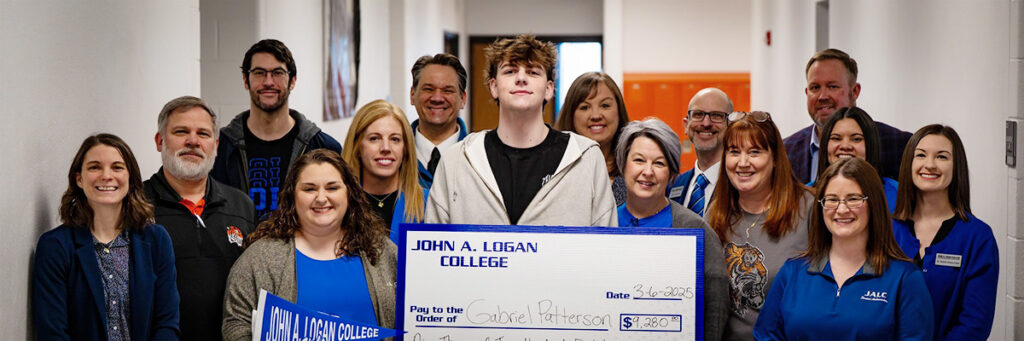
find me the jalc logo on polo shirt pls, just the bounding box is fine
[860,290,888,303]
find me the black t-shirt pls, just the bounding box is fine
[365,190,398,231]
[484,128,569,225]
[243,123,299,221]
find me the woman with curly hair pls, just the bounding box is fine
[222,149,396,341]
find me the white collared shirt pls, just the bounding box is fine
[682,160,720,215]
[415,124,462,166]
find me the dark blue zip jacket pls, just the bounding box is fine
[211,109,342,193]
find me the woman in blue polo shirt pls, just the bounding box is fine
[613,117,730,341]
[891,125,999,340]
[754,158,933,340]
[811,107,898,213]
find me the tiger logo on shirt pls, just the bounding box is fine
[725,242,768,316]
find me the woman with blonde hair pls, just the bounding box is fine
[342,99,426,243]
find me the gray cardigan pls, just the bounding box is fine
[669,200,729,341]
[222,237,398,341]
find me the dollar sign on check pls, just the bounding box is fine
[623,316,633,328]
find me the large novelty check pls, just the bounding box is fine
[396,224,705,341]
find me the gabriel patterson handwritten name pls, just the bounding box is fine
[464,299,612,328]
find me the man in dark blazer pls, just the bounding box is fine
[783,49,910,183]
[668,88,732,216]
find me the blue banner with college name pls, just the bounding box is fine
[253,289,400,341]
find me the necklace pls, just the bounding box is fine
[365,191,396,208]
[745,208,769,239]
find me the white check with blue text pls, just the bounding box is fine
[396,224,704,341]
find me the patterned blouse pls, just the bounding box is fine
[93,232,131,341]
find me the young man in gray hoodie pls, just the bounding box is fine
[425,34,616,227]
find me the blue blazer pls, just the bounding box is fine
[892,214,999,340]
[412,117,469,189]
[783,122,911,183]
[33,224,180,341]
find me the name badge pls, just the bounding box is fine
[935,253,962,268]
[669,186,684,198]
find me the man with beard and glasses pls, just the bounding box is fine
[783,48,911,183]
[211,39,342,220]
[667,88,731,217]
[144,96,255,341]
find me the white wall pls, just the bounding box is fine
[200,0,257,128]
[0,1,201,338]
[465,0,603,36]
[750,0,818,137]
[621,0,751,73]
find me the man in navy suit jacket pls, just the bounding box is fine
[668,88,732,216]
[783,49,911,183]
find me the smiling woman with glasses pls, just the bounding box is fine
[891,125,999,340]
[754,157,934,340]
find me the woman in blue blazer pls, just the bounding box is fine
[341,100,427,244]
[892,125,999,340]
[33,133,179,340]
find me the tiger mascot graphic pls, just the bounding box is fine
[725,242,768,316]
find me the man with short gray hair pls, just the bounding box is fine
[144,95,255,341]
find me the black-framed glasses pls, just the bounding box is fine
[687,110,728,123]
[728,111,772,123]
[819,195,868,210]
[248,68,290,81]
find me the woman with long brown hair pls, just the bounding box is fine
[554,72,631,205]
[705,111,814,340]
[222,149,396,341]
[754,158,933,340]
[33,133,179,340]
[892,125,998,340]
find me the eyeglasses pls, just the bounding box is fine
[248,68,290,81]
[728,111,772,123]
[687,110,728,123]
[819,195,869,210]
